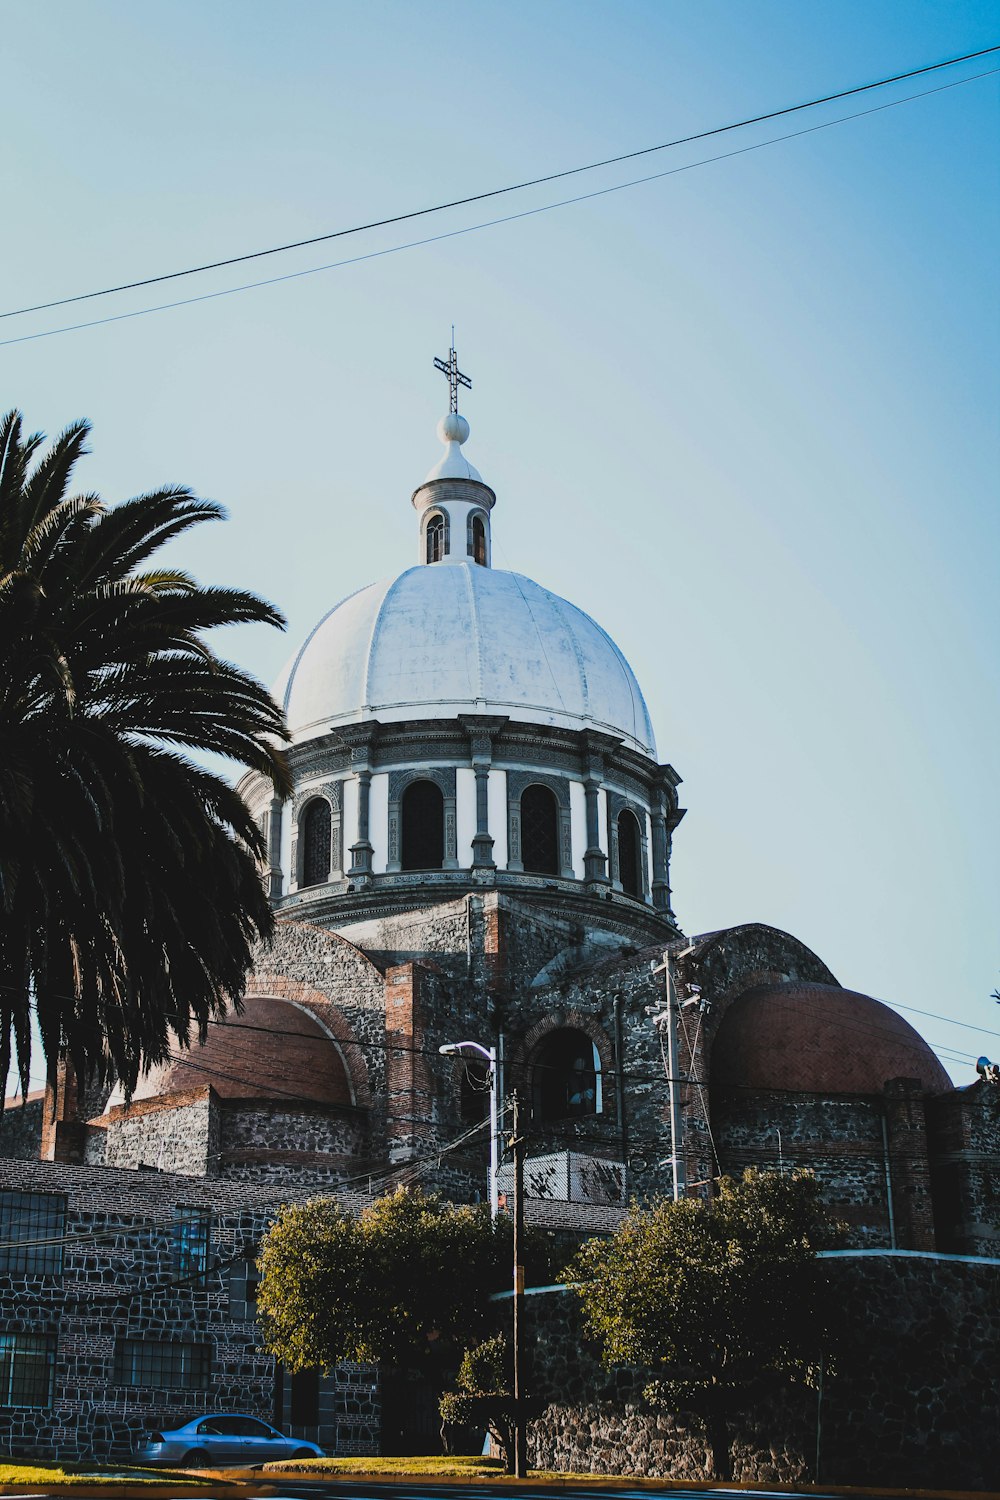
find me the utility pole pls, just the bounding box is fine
[649,948,690,1201]
[510,1089,528,1478]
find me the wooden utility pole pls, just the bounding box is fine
[510,1089,528,1478]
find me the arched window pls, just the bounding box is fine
[617,809,643,898]
[401,780,444,870]
[459,1057,491,1124]
[301,798,332,888]
[533,1029,601,1121]
[520,784,559,875]
[469,513,487,566]
[426,513,448,564]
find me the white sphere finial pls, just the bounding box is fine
[438,412,470,445]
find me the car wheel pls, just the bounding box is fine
[291,1448,315,1459]
[182,1448,209,1466]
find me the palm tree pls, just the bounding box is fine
[0,410,291,1100]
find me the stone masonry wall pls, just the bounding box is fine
[526,1254,1000,1491]
[0,1157,379,1463]
[0,1095,45,1159]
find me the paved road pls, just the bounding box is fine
[240,1485,911,1500]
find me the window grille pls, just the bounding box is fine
[301,797,332,887]
[0,1192,67,1276]
[400,780,445,870]
[0,1333,55,1408]
[228,1258,261,1321]
[173,1206,211,1277]
[114,1338,211,1389]
[426,513,448,563]
[617,809,643,898]
[533,1030,601,1121]
[520,784,560,875]
[459,1058,491,1124]
[468,513,487,565]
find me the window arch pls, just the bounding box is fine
[520,784,559,875]
[533,1029,601,1121]
[617,809,643,898]
[301,798,332,888]
[468,513,487,566]
[401,780,445,870]
[425,512,448,564]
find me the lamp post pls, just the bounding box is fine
[438,1040,499,1217]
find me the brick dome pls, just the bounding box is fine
[710,981,951,1095]
[113,995,353,1108]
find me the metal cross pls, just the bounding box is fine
[434,336,471,415]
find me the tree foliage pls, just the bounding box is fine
[565,1169,845,1478]
[0,411,291,1096]
[439,1336,514,1467]
[257,1188,516,1372]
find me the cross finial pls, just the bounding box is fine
[434,332,471,415]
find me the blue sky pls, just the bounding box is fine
[3,0,998,1088]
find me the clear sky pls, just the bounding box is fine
[3,1,998,1089]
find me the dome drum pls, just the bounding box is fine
[241,712,683,927]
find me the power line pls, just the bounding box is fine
[3,44,995,323]
[2,65,996,350]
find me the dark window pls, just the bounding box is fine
[459,1057,491,1124]
[0,1333,54,1408]
[400,780,444,870]
[301,798,332,887]
[521,784,559,875]
[533,1029,601,1121]
[426,513,448,563]
[173,1206,211,1277]
[0,1192,66,1276]
[114,1339,210,1389]
[617,809,643,898]
[290,1367,320,1426]
[469,513,487,566]
[228,1257,260,1321]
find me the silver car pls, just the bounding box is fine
[133,1412,323,1466]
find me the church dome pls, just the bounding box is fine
[275,561,657,756]
[710,981,951,1096]
[106,996,354,1109]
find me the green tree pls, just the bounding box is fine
[565,1169,844,1480]
[0,411,290,1097]
[257,1188,514,1373]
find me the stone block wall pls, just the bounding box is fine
[524,1253,1000,1491]
[0,1094,45,1159]
[0,1157,379,1463]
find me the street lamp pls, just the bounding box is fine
[439,1039,499,1217]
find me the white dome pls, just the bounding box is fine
[276,561,657,756]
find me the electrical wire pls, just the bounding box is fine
[3,43,996,322]
[2,65,996,350]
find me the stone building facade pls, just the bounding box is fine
[2,389,997,1468]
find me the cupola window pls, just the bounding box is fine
[426,513,448,564]
[301,798,332,888]
[401,779,445,870]
[533,1029,602,1121]
[520,784,559,876]
[468,513,487,566]
[617,809,643,898]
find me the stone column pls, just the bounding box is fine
[580,734,610,886]
[345,725,378,882]
[650,789,669,913]
[267,793,284,900]
[348,770,373,879]
[443,793,459,869]
[461,716,506,870]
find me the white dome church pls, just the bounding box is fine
[248,390,681,917]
